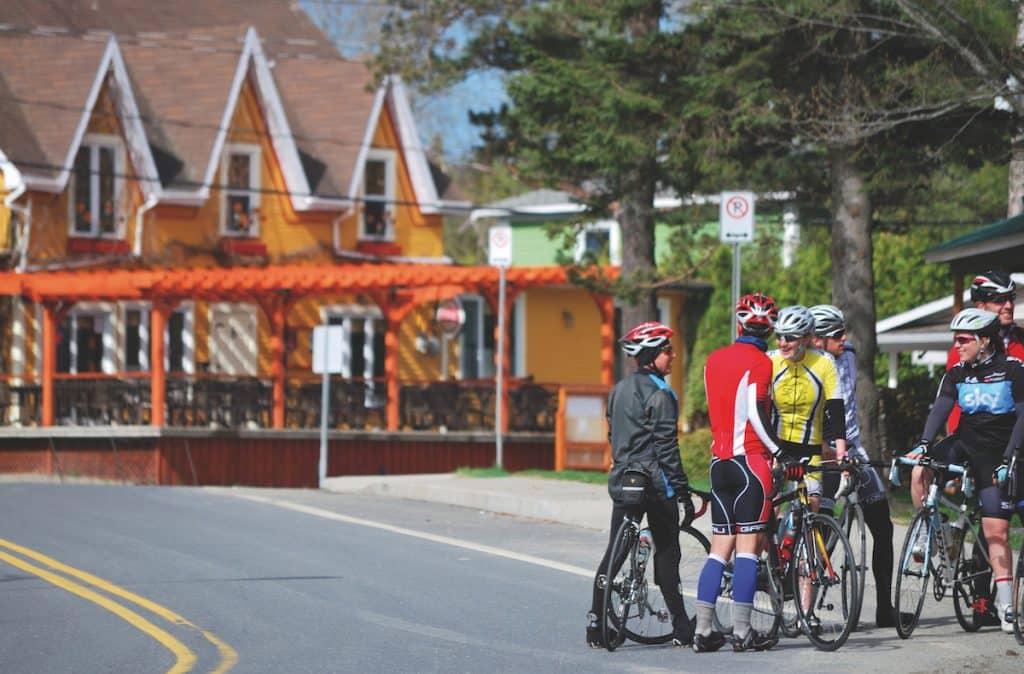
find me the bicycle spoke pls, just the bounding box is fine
[895,510,932,639]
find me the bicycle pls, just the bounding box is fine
[713,461,859,651]
[600,491,711,651]
[889,453,997,639]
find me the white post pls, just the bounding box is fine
[888,352,899,389]
[496,265,506,469]
[731,242,741,318]
[318,321,330,488]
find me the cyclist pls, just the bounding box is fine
[770,305,847,512]
[908,308,1024,634]
[946,271,1024,433]
[810,304,897,627]
[693,293,785,653]
[587,321,695,648]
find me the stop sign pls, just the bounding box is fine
[436,298,465,337]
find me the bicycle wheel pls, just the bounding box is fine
[838,502,867,628]
[1013,538,1024,645]
[952,531,982,633]
[621,525,709,644]
[790,514,858,651]
[894,509,932,639]
[602,517,637,651]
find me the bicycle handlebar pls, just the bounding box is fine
[684,489,711,523]
[888,454,967,488]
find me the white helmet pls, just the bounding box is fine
[809,305,845,338]
[950,308,999,337]
[776,305,815,338]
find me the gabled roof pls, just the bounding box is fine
[0,2,447,214]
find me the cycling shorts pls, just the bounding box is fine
[710,454,773,535]
[929,435,1014,520]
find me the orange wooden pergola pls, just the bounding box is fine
[0,263,617,431]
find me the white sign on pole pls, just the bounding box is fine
[488,224,513,267]
[312,325,344,374]
[720,191,755,243]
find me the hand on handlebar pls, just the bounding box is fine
[679,493,695,526]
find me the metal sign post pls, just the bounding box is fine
[312,324,344,488]
[720,191,755,332]
[488,225,512,469]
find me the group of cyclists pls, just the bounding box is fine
[587,269,1024,652]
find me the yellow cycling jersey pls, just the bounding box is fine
[770,349,841,446]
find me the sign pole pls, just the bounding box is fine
[496,264,506,469]
[318,321,330,488]
[732,242,741,317]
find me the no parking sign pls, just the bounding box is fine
[720,191,755,242]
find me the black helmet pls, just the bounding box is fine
[970,271,1015,303]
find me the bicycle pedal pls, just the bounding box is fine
[597,574,607,590]
[656,608,670,623]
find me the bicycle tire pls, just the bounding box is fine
[602,517,636,651]
[952,530,982,633]
[1013,537,1024,645]
[838,502,867,628]
[790,514,858,651]
[894,509,932,639]
[621,525,709,644]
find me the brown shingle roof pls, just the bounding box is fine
[0,1,382,202]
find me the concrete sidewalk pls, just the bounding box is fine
[322,473,616,531]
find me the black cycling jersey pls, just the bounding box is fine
[921,352,1024,461]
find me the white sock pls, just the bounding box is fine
[995,577,1012,608]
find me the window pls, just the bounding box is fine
[575,220,621,265]
[120,303,194,373]
[57,308,114,374]
[360,149,395,240]
[124,308,146,371]
[70,136,122,237]
[325,305,386,408]
[221,144,260,236]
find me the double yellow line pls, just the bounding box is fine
[0,538,237,674]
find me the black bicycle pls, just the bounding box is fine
[601,491,711,650]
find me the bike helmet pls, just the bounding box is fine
[950,308,1000,339]
[809,304,845,338]
[620,321,674,358]
[970,271,1015,303]
[735,292,778,337]
[775,305,815,338]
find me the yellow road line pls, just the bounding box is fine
[0,549,196,674]
[0,539,238,674]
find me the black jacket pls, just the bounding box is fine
[606,368,689,502]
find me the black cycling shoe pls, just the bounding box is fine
[691,630,727,653]
[586,612,604,648]
[671,617,695,646]
[732,628,776,652]
[875,607,897,628]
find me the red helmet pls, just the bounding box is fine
[736,293,778,336]
[620,321,674,357]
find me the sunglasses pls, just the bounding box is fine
[825,329,846,340]
[953,335,978,346]
[984,293,1016,304]
[777,334,802,344]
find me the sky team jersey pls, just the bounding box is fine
[937,353,1024,452]
[945,325,1024,432]
[770,349,841,446]
[705,339,779,459]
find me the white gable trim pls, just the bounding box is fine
[387,77,439,214]
[349,77,440,215]
[22,36,160,199]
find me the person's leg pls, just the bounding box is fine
[730,453,775,650]
[862,497,895,625]
[647,497,691,643]
[692,458,734,652]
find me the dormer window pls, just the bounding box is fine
[575,220,621,265]
[360,149,395,241]
[70,135,123,237]
[221,144,260,236]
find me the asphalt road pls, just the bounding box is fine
[0,483,1022,673]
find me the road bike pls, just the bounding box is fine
[890,454,998,639]
[600,491,711,651]
[714,462,859,651]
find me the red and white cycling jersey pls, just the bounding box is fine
[704,337,780,460]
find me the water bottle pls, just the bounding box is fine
[947,513,967,560]
[778,516,797,563]
[637,528,653,564]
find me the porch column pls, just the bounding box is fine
[40,303,58,427]
[379,295,416,431]
[592,293,615,387]
[258,293,289,429]
[150,301,168,427]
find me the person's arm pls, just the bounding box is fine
[945,346,962,434]
[1003,364,1024,462]
[919,371,957,446]
[821,358,847,458]
[648,390,689,494]
[749,359,782,457]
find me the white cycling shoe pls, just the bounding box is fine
[997,603,1014,635]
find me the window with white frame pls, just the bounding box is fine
[221,144,260,236]
[57,307,114,374]
[325,305,386,408]
[360,149,395,241]
[70,135,123,237]
[120,303,194,373]
[458,296,517,380]
[574,220,621,265]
